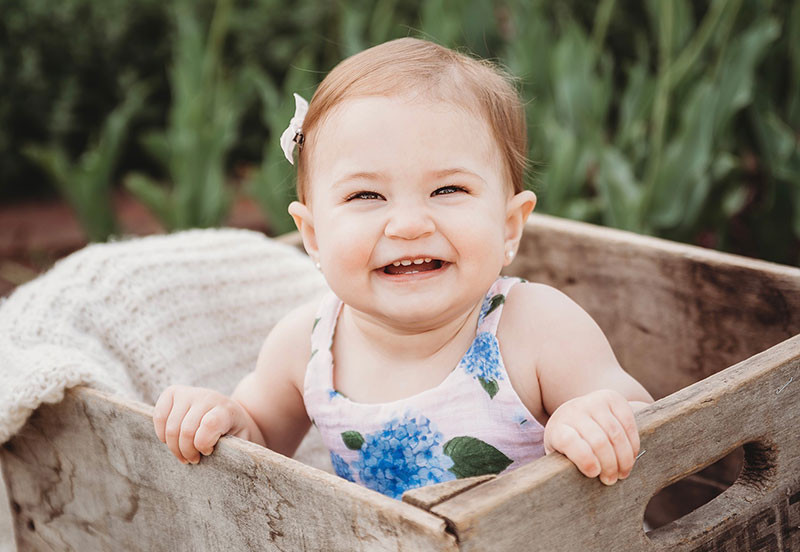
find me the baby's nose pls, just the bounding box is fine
[384,204,435,240]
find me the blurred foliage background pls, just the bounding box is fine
[1,0,798,264]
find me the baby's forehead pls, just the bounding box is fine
[317,97,499,157]
[310,94,498,152]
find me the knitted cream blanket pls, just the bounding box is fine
[0,229,327,445]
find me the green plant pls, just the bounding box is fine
[500,0,794,261]
[0,0,170,201]
[126,0,251,230]
[23,80,148,242]
[242,56,315,235]
[4,0,798,264]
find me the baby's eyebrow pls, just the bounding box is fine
[332,171,385,187]
[332,167,485,187]
[428,167,486,183]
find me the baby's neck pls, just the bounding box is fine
[340,302,482,362]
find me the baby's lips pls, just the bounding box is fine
[383,259,444,275]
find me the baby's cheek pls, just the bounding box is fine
[456,221,505,262]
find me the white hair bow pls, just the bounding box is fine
[279,93,309,165]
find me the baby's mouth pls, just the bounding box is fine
[383,258,444,275]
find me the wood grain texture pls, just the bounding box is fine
[431,334,800,551]
[1,387,456,552]
[506,214,800,400]
[402,475,495,511]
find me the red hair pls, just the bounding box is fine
[295,37,528,202]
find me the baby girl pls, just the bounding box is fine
[153,37,653,500]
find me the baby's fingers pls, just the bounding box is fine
[194,406,234,457]
[575,419,619,485]
[153,386,177,444]
[546,424,601,478]
[163,398,192,464]
[609,399,641,458]
[178,405,212,464]
[591,410,634,482]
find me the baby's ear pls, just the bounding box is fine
[504,190,536,258]
[288,201,319,260]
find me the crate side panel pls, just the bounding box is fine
[1,388,455,552]
[508,214,800,399]
[432,335,800,551]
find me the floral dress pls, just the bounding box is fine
[303,277,545,500]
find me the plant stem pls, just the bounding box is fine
[641,0,674,229]
[591,0,615,54]
[667,0,736,90]
[205,0,232,84]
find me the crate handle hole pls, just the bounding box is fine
[643,445,745,532]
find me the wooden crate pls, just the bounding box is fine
[3,213,800,551]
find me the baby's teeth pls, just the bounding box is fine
[400,260,412,266]
[424,258,432,263]
[413,259,424,265]
[392,261,401,267]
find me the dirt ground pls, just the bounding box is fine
[0,190,269,297]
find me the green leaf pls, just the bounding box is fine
[478,377,499,399]
[483,294,505,319]
[369,0,398,45]
[444,436,513,478]
[341,431,365,450]
[125,172,174,230]
[649,82,717,230]
[595,147,643,232]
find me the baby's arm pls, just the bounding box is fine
[153,302,315,464]
[502,283,653,485]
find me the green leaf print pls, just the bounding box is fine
[444,436,513,478]
[484,294,505,318]
[478,377,499,399]
[341,431,365,450]
[312,317,321,332]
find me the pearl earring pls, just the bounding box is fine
[315,261,321,270]
[506,250,515,260]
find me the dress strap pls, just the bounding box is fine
[310,293,341,352]
[305,292,342,394]
[476,277,524,335]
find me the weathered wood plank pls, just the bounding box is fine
[431,334,800,551]
[507,214,800,399]
[1,387,456,552]
[402,475,495,511]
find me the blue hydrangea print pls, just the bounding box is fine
[479,292,506,322]
[460,331,503,399]
[344,413,455,499]
[330,452,355,482]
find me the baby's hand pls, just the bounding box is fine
[153,385,254,465]
[543,389,640,485]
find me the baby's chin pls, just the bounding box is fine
[362,299,468,333]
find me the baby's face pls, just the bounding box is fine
[297,95,521,329]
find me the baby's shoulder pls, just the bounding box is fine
[255,299,320,381]
[269,299,320,340]
[504,281,581,321]
[499,281,592,350]
[502,279,612,362]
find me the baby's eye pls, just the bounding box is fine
[432,185,468,196]
[346,191,384,201]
